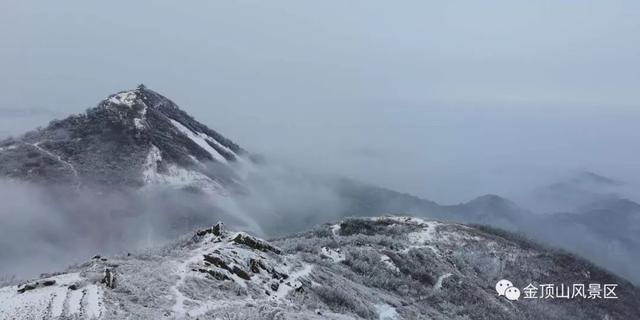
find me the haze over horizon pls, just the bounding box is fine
[2,0,639,204]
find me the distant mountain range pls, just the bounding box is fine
[334,175,640,284]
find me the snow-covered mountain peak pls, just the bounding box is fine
[101,85,175,114]
[0,86,250,191]
[102,84,159,108]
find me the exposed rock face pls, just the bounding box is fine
[101,268,116,289]
[195,222,225,238]
[1,216,639,319]
[232,233,282,254]
[16,282,38,294]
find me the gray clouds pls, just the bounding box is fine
[1,1,639,202]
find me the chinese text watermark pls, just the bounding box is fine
[496,279,618,301]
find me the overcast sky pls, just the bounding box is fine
[1,1,639,203]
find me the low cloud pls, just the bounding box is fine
[0,161,348,279]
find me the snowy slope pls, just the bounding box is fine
[0,273,103,319]
[1,216,639,319]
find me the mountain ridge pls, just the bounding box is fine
[1,216,638,319]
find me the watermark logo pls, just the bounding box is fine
[495,279,513,296]
[505,286,521,301]
[496,280,618,300]
[496,279,519,301]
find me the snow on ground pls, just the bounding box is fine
[434,273,453,291]
[440,229,484,243]
[404,220,442,248]
[108,90,138,107]
[272,263,314,300]
[134,118,146,130]
[0,273,103,320]
[0,145,16,152]
[196,132,255,180]
[49,287,67,318]
[2,216,608,319]
[372,216,445,254]
[170,119,228,163]
[199,133,236,157]
[321,247,346,263]
[106,89,148,128]
[170,246,211,318]
[31,141,80,183]
[141,145,163,180]
[331,224,341,237]
[84,285,103,319]
[375,304,401,320]
[372,216,428,225]
[152,228,317,318]
[376,216,483,250]
[67,288,84,315]
[142,145,226,194]
[380,255,400,273]
[166,232,251,318]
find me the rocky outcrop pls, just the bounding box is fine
[101,268,116,289]
[232,233,281,254]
